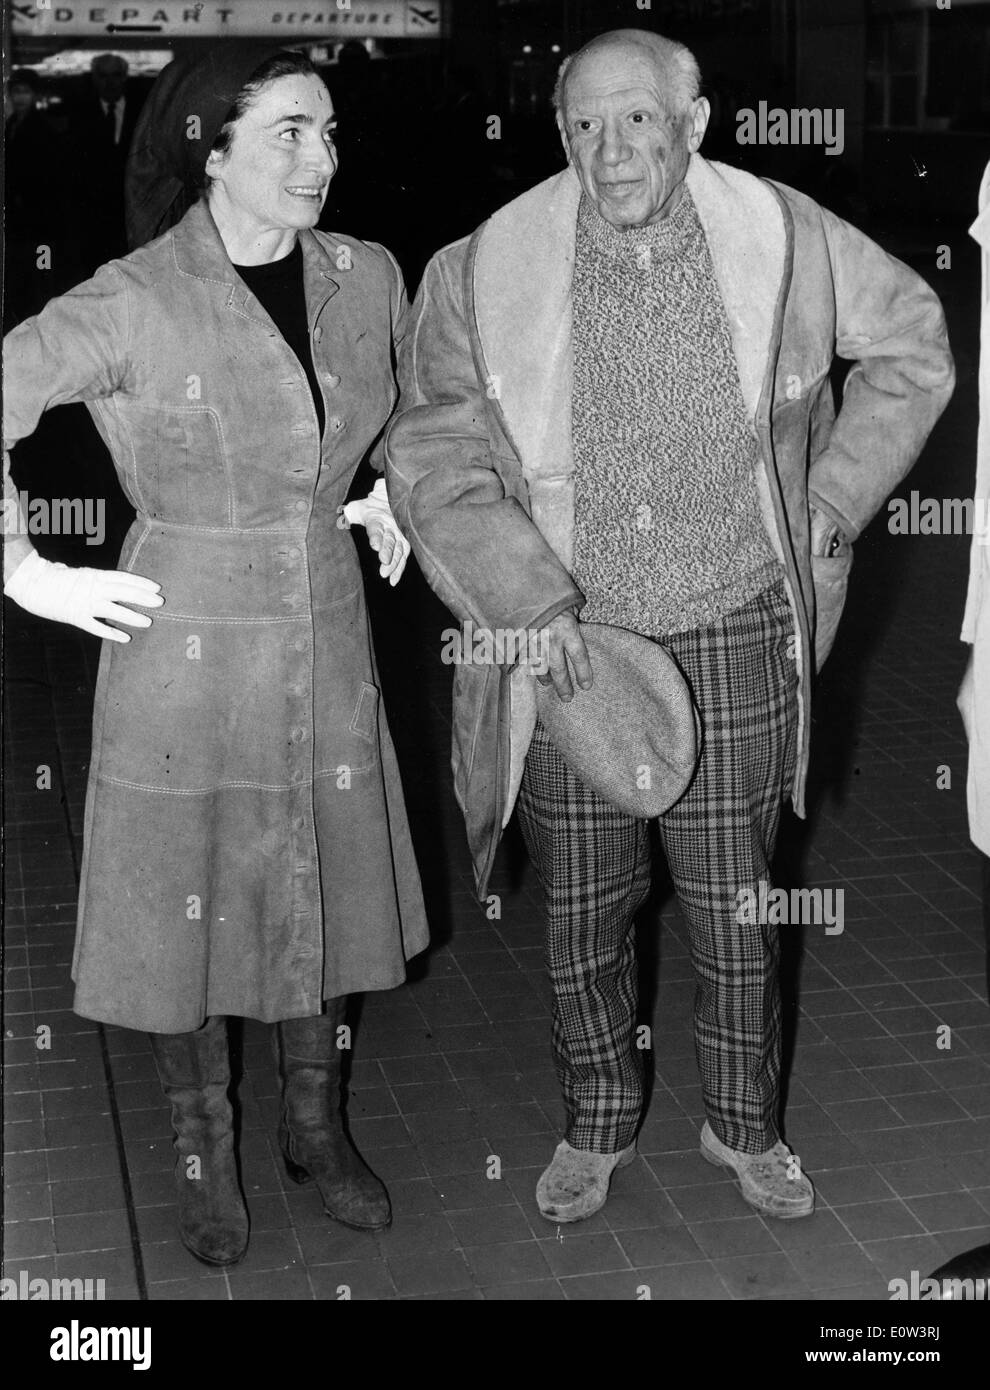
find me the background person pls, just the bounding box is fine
[958,158,990,1002]
[69,54,144,273]
[4,68,63,326]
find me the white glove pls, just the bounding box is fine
[4,549,164,643]
[337,476,410,586]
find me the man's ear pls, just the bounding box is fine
[556,112,571,165]
[203,148,225,182]
[687,96,711,154]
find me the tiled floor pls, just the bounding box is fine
[3,247,988,1300]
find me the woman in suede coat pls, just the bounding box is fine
[3,44,428,1266]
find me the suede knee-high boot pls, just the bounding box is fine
[149,1015,250,1267]
[273,1000,391,1231]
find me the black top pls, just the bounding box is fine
[234,240,325,438]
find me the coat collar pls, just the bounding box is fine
[468,159,791,834]
[471,154,787,502]
[169,196,340,327]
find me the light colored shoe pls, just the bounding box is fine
[536,1139,637,1223]
[700,1121,815,1219]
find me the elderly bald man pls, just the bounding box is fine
[387,29,954,1222]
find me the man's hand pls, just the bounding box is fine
[810,504,846,558]
[535,610,593,702]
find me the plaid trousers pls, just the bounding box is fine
[516,580,797,1155]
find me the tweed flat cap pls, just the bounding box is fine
[535,622,699,817]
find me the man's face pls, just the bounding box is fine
[92,61,127,103]
[9,82,35,116]
[205,73,338,235]
[558,44,709,230]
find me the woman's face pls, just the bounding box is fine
[205,72,337,235]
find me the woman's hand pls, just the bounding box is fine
[3,550,164,643]
[337,477,411,587]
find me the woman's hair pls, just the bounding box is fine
[203,49,319,186]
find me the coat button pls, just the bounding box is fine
[291,727,308,743]
[293,638,308,652]
[287,546,301,559]
[294,500,308,513]
[325,373,341,389]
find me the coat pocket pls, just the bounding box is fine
[125,404,228,525]
[812,545,853,671]
[350,681,380,743]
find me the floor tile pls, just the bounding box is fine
[480,1278,565,1300]
[783,1241,883,1291]
[906,1191,990,1235]
[539,1231,631,1277]
[833,1199,926,1242]
[463,1240,552,1286]
[618,1261,732,1300]
[713,1252,809,1299]
[386,1250,474,1297]
[679,1218,774,1260]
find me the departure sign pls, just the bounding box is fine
[10,2,444,39]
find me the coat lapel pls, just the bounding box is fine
[299,227,341,329]
[684,155,786,421]
[169,199,340,331]
[473,167,581,567]
[471,157,786,571]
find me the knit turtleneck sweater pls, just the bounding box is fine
[569,187,779,637]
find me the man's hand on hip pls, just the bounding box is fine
[535,611,593,702]
[809,504,847,558]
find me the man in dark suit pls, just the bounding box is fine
[71,54,144,272]
[4,69,63,325]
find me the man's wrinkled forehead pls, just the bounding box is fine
[562,45,672,117]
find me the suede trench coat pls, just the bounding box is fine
[385,155,956,901]
[3,199,430,1032]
